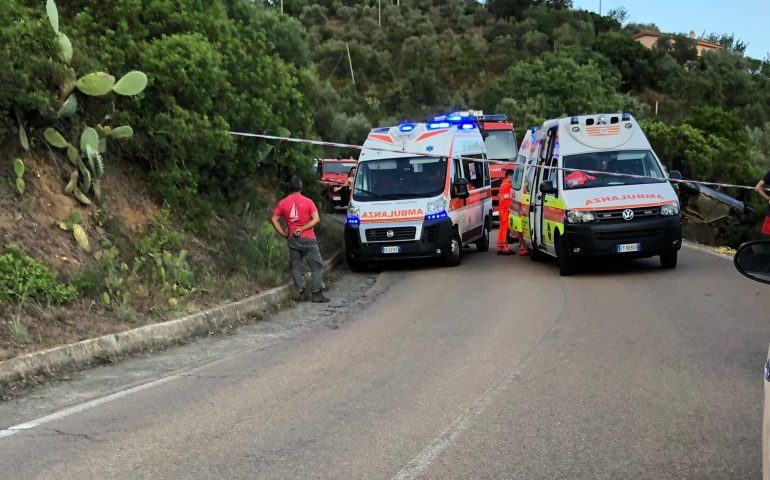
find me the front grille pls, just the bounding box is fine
[594,206,660,222]
[594,228,663,241]
[365,227,416,242]
[422,225,438,243]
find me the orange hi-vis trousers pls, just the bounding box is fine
[497,208,510,252]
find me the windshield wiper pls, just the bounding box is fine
[354,188,392,200]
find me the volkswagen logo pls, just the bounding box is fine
[622,209,635,221]
[386,230,395,238]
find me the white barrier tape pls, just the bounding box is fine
[229,131,763,192]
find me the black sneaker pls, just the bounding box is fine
[311,291,330,303]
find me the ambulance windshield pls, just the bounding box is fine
[484,130,516,161]
[563,150,665,190]
[353,157,447,201]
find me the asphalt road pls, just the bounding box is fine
[1,241,768,479]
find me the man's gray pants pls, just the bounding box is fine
[287,237,324,293]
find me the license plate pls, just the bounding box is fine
[381,246,400,254]
[616,243,641,253]
[332,196,341,201]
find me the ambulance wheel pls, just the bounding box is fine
[475,219,490,252]
[556,235,575,276]
[347,256,366,272]
[445,231,463,267]
[660,251,677,269]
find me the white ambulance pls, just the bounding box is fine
[345,119,492,270]
[523,113,683,275]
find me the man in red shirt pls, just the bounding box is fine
[271,176,330,302]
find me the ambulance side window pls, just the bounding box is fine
[547,157,559,192]
[452,157,463,184]
[512,164,524,190]
[462,155,485,190]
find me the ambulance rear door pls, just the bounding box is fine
[530,125,559,256]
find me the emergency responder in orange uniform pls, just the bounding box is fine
[497,169,514,255]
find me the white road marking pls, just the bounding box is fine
[0,375,179,440]
[391,367,520,480]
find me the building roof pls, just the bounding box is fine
[632,30,723,50]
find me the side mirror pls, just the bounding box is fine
[453,177,470,199]
[668,170,700,195]
[539,180,557,195]
[734,240,770,285]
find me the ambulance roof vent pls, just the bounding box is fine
[570,116,579,125]
[622,112,631,121]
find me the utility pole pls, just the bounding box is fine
[378,0,381,27]
[599,0,602,16]
[346,42,356,87]
[280,0,283,14]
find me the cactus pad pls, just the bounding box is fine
[76,72,116,96]
[58,94,77,118]
[109,126,134,139]
[113,71,148,96]
[44,128,68,148]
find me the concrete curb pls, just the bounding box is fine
[0,249,345,387]
[682,240,734,260]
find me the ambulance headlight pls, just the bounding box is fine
[426,197,447,215]
[660,203,680,216]
[566,210,595,223]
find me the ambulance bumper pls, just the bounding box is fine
[563,215,682,257]
[345,218,454,262]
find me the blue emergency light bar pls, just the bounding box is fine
[427,121,451,130]
[459,123,476,130]
[481,114,507,122]
[399,123,417,133]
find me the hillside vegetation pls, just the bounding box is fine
[2,0,770,355]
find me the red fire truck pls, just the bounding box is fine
[476,113,518,222]
[316,158,357,212]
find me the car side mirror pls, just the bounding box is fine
[539,180,557,195]
[734,240,770,285]
[452,177,470,199]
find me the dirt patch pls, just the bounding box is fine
[0,148,345,363]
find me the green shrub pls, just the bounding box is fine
[0,0,63,137]
[0,244,77,305]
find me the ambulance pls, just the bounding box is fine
[522,113,683,276]
[344,118,492,270]
[509,127,545,245]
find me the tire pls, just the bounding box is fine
[556,234,575,276]
[347,256,366,272]
[660,251,677,269]
[445,231,463,267]
[475,219,490,252]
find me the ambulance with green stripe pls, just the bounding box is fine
[522,113,683,276]
[509,127,545,244]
